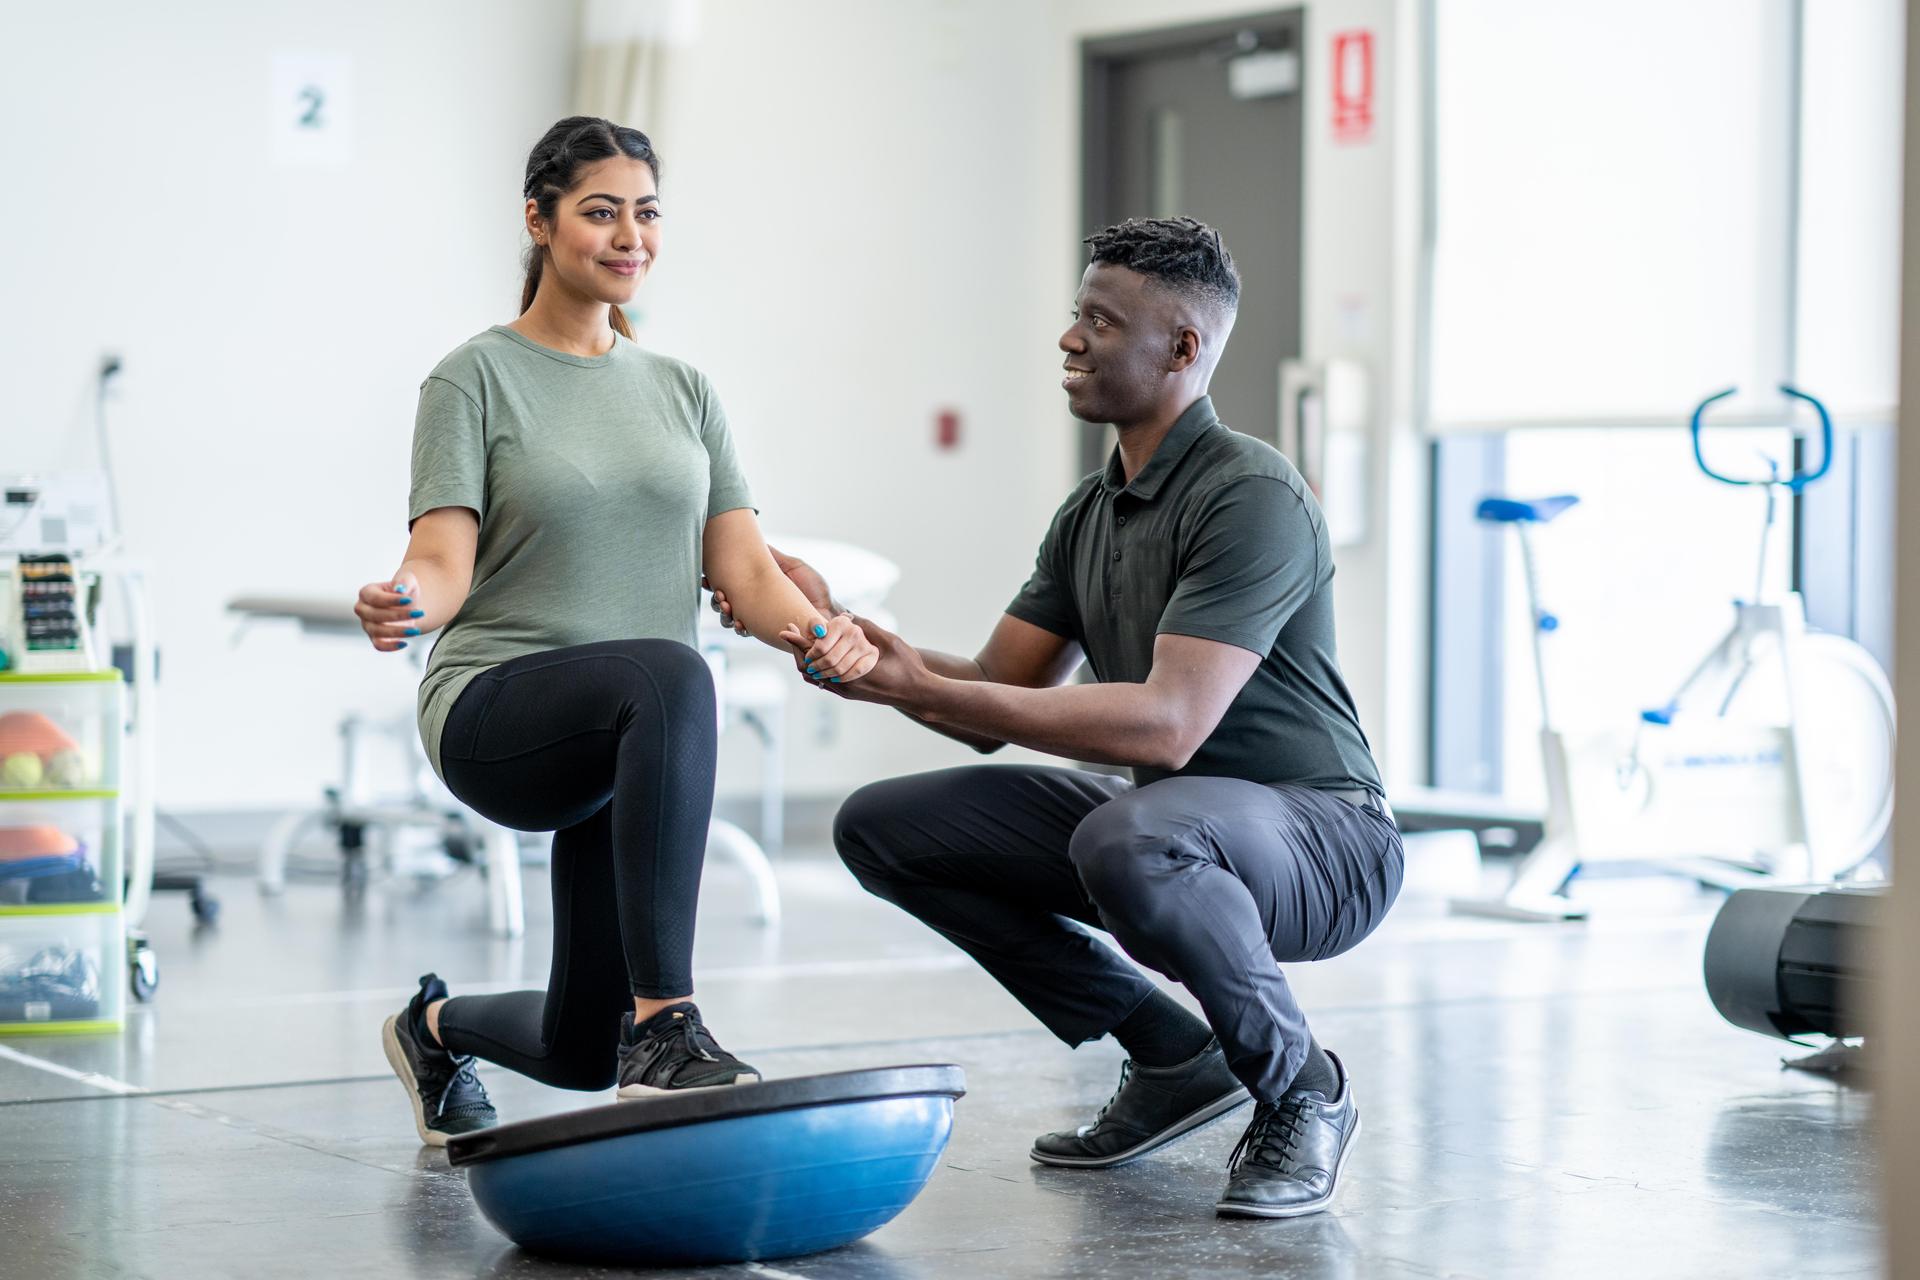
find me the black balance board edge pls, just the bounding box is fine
[446,1064,968,1168]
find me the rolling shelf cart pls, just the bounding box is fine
[0,671,127,1032]
[0,545,177,1018]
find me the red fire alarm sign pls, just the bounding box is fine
[1331,30,1374,145]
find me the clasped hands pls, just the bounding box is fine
[703,548,927,709]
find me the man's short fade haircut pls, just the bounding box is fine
[1084,216,1241,314]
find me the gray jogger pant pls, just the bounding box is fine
[833,765,1404,1102]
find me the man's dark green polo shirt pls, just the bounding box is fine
[1007,395,1383,792]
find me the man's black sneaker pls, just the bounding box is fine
[1216,1049,1359,1218]
[616,1003,761,1097]
[1030,1037,1250,1168]
[380,973,498,1147]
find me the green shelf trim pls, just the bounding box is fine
[0,903,122,917]
[0,1019,122,1036]
[0,672,122,685]
[0,790,119,802]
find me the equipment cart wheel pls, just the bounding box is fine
[129,933,160,1002]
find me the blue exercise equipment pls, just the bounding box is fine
[1689,383,1834,493]
[447,1064,966,1266]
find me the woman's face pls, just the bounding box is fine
[529,156,661,307]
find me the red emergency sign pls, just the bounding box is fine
[1332,30,1374,144]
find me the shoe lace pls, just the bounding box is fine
[435,1057,491,1120]
[625,1010,730,1088]
[666,1011,722,1064]
[1086,1060,1135,1132]
[1228,1099,1311,1175]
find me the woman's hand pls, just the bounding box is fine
[355,575,425,652]
[803,616,931,708]
[778,613,878,683]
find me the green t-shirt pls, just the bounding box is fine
[409,325,754,776]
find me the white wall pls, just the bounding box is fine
[0,2,575,810]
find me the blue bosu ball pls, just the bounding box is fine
[447,1064,966,1266]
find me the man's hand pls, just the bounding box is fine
[705,545,833,636]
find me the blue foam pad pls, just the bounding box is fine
[449,1064,964,1266]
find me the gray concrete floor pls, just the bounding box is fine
[0,843,1881,1279]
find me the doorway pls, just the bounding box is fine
[1080,10,1308,473]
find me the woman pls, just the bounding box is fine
[354,117,876,1146]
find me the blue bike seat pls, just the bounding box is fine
[1476,495,1579,524]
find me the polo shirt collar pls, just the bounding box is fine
[1101,395,1221,500]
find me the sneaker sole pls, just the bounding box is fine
[381,1014,446,1148]
[1028,1086,1251,1169]
[616,1072,761,1100]
[1213,1110,1361,1219]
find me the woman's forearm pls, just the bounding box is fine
[393,552,470,633]
[721,561,824,653]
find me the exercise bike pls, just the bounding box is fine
[1452,386,1897,922]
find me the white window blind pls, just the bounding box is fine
[1430,1,1793,430]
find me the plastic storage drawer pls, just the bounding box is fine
[0,909,124,1032]
[0,674,122,795]
[0,796,119,908]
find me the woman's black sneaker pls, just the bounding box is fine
[616,1002,761,1097]
[1030,1037,1250,1168]
[381,973,498,1147]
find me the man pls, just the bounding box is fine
[718,216,1401,1219]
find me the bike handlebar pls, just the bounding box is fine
[1688,385,1833,493]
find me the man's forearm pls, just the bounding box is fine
[898,649,1003,751]
[908,676,1184,770]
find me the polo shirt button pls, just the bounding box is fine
[1117,516,1127,526]
[1112,551,1122,561]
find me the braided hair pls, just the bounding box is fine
[1084,216,1240,315]
[520,117,660,339]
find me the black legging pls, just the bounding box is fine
[431,639,718,1091]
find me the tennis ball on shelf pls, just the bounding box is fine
[46,749,87,788]
[2,752,44,787]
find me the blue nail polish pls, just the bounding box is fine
[813,624,827,638]
[831,677,841,683]
[398,597,413,606]
[806,665,816,674]
[405,627,420,637]
[410,610,424,618]
[396,641,408,649]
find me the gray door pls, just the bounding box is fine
[1081,13,1306,474]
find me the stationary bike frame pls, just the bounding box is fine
[1452,387,1895,922]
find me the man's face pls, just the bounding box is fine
[1058,263,1182,426]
